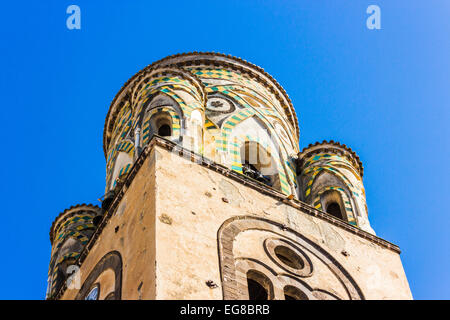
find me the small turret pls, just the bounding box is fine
[47,204,101,298]
[298,140,375,234]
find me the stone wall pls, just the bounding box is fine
[60,143,411,300]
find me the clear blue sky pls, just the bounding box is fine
[0,1,448,299]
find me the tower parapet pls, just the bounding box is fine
[298,140,374,234]
[47,204,100,299]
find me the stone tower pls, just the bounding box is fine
[47,52,412,300]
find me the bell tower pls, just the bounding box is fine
[298,140,375,234]
[47,52,411,300]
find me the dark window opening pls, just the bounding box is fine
[158,124,171,137]
[326,202,343,219]
[274,246,304,270]
[247,278,268,300]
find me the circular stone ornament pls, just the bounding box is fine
[264,238,313,277]
[206,96,235,113]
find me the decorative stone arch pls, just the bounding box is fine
[142,106,181,144]
[229,135,290,194]
[53,215,94,248]
[103,53,300,161]
[195,66,294,135]
[75,251,123,300]
[304,166,358,200]
[328,160,362,183]
[225,86,294,138]
[134,91,184,128]
[131,69,206,111]
[136,82,202,120]
[234,258,278,300]
[127,74,205,153]
[205,84,295,148]
[48,209,97,298]
[302,153,366,211]
[312,186,358,226]
[217,216,364,300]
[302,153,362,182]
[304,165,365,221]
[235,258,320,300]
[49,251,80,297]
[224,82,275,108]
[212,95,297,194]
[277,275,316,300]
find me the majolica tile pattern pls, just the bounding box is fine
[101,53,373,233]
[298,141,373,233]
[47,52,388,300]
[104,55,300,197]
[47,204,100,298]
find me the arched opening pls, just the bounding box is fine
[284,286,309,300]
[320,190,347,222]
[246,270,273,300]
[158,124,171,137]
[326,202,343,219]
[75,251,123,300]
[247,279,267,300]
[240,142,280,190]
[146,111,174,140]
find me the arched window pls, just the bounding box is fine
[321,190,347,221]
[146,111,173,139]
[284,286,309,300]
[240,142,280,190]
[154,115,172,137]
[326,202,342,219]
[247,279,267,300]
[246,270,273,300]
[75,251,123,300]
[158,124,171,136]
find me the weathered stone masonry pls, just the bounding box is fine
[47,52,412,300]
